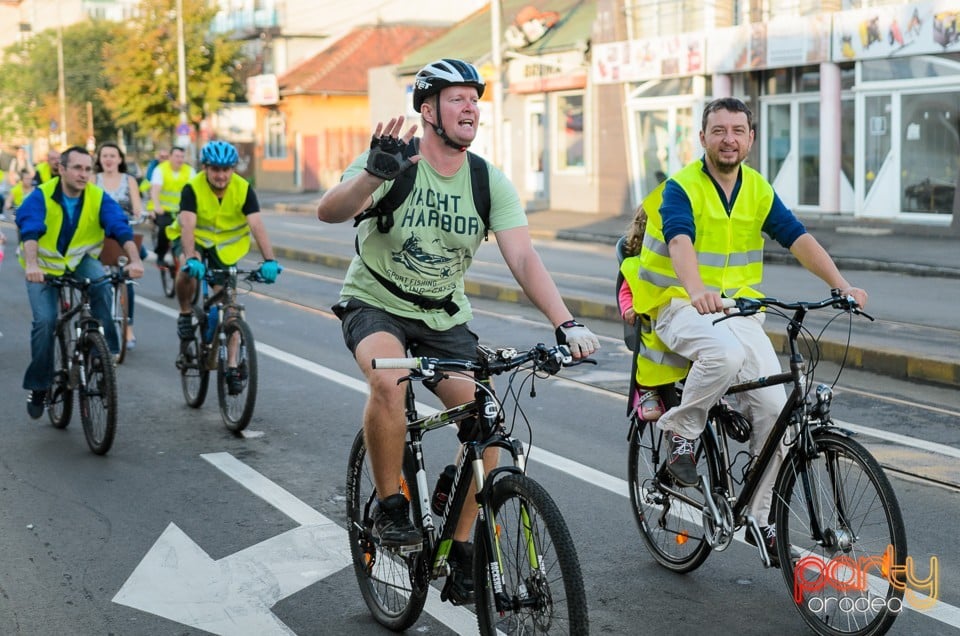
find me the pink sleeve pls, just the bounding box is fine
[618,278,633,316]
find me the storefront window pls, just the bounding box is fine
[841,97,855,187]
[796,66,821,93]
[265,111,286,159]
[556,92,584,171]
[900,91,960,214]
[763,68,791,95]
[863,95,891,199]
[767,103,790,180]
[799,101,819,205]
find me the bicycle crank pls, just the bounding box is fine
[702,490,734,550]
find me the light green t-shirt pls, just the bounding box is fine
[340,150,527,330]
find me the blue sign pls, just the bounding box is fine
[176,123,190,136]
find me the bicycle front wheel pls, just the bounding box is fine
[178,306,209,408]
[216,318,258,432]
[774,430,907,636]
[627,419,713,572]
[48,328,73,429]
[474,473,589,635]
[160,263,176,297]
[112,281,129,364]
[79,331,117,455]
[345,430,428,631]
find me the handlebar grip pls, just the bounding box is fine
[721,298,738,309]
[371,358,422,370]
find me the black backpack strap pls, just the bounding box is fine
[466,151,491,240]
[353,137,421,232]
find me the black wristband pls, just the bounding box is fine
[558,320,583,329]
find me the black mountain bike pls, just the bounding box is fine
[46,272,127,455]
[627,292,907,636]
[176,264,262,432]
[346,343,590,634]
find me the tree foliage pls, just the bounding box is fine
[101,0,243,142]
[0,20,123,145]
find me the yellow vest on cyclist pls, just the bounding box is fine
[139,177,153,211]
[10,181,30,208]
[18,179,106,275]
[634,160,772,318]
[35,162,54,184]
[621,254,690,386]
[154,161,193,214]
[166,172,251,265]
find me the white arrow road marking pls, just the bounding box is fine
[114,452,479,635]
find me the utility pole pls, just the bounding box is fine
[175,0,190,149]
[490,0,503,168]
[56,6,67,148]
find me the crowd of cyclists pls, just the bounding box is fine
[0,58,882,633]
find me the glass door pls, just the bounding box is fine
[525,98,546,202]
[632,104,696,200]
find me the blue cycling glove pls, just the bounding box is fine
[258,260,282,283]
[183,257,206,280]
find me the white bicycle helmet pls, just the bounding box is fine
[412,58,485,113]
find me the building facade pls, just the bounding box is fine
[594,0,960,225]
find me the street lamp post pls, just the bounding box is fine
[175,0,190,149]
[490,0,503,168]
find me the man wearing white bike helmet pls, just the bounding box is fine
[167,140,281,394]
[317,58,599,605]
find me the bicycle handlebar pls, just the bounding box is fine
[717,289,874,322]
[372,343,576,378]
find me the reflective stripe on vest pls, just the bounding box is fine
[166,173,251,265]
[156,161,192,213]
[20,180,105,275]
[634,161,772,316]
[621,255,690,386]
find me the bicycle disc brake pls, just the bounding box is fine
[702,490,734,550]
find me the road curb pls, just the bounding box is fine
[268,244,960,389]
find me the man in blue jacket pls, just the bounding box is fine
[16,146,144,418]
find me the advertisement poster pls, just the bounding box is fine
[832,1,960,61]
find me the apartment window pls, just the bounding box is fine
[265,111,286,159]
[627,0,706,37]
[556,92,584,171]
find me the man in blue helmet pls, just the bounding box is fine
[167,140,281,394]
[317,58,599,605]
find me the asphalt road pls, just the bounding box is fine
[0,232,958,635]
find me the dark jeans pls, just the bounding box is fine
[23,255,118,391]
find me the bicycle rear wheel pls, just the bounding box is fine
[78,331,117,455]
[345,430,427,631]
[627,418,714,573]
[48,328,73,429]
[216,318,258,432]
[474,473,589,635]
[774,430,907,636]
[112,281,129,364]
[178,306,209,408]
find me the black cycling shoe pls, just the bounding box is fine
[441,540,475,605]
[371,493,421,549]
[177,313,196,340]
[665,434,699,487]
[225,368,243,395]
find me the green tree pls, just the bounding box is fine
[101,0,243,143]
[0,20,123,145]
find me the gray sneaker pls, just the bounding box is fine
[665,434,699,487]
[26,390,45,419]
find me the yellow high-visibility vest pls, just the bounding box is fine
[19,179,106,275]
[166,173,251,265]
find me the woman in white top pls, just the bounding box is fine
[95,142,145,350]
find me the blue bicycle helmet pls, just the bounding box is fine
[201,141,239,167]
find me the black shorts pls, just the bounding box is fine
[334,298,478,359]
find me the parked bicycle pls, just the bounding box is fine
[346,343,590,635]
[46,272,128,455]
[176,263,262,432]
[627,292,906,636]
